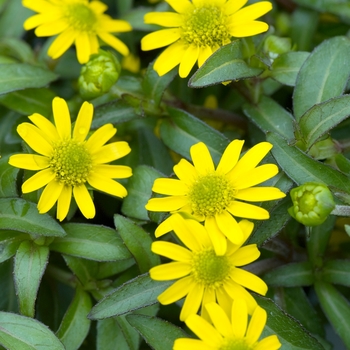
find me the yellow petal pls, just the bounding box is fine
[179,44,199,78]
[215,211,243,245]
[52,97,71,140]
[48,28,76,59]
[246,305,267,343]
[165,0,194,13]
[230,21,269,37]
[86,124,116,153]
[87,173,128,198]
[150,262,191,280]
[216,140,245,174]
[230,2,273,23]
[216,288,233,317]
[235,187,286,201]
[35,19,69,36]
[198,46,213,67]
[174,339,211,350]
[157,275,193,304]
[224,0,248,15]
[73,185,95,219]
[9,154,49,171]
[24,12,61,30]
[22,0,56,13]
[89,0,107,14]
[56,185,72,221]
[141,28,181,51]
[99,19,132,32]
[22,168,55,193]
[180,283,204,321]
[190,142,214,175]
[230,245,260,266]
[98,31,129,56]
[205,217,227,256]
[17,123,53,156]
[89,34,99,54]
[145,196,188,212]
[75,31,91,64]
[227,201,269,220]
[201,288,216,321]
[151,241,192,262]
[152,178,188,195]
[231,298,248,338]
[173,158,197,185]
[230,268,268,295]
[153,41,186,76]
[255,335,282,350]
[37,180,64,213]
[92,141,131,164]
[154,216,172,238]
[73,101,93,142]
[93,164,132,179]
[205,302,233,338]
[28,113,59,142]
[144,12,182,27]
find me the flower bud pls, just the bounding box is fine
[288,182,335,226]
[78,50,121,100]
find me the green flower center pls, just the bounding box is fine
[192,248,232,288]
[220,338,255,350]
[65,3,97,32]
[299,191,317,214]
[182,6,230,47]
[50,139,92,186]
[188,173,236,217]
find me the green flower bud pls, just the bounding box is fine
[288,182,335,226]
[78,50,121,100]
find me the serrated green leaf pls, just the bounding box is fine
[189,41,263,87]
[321,260,350,287]
[122,165,163,221]
[114,215,160,273]
[243,96,295,141]
[256,295,324,350]
[263,262,314,287]
[315,281,350,349]
[293,36,350,121]
[0,155,19,197]
[160,107,229,164]
[0,198,66,237]
[299,95,350,149]
[56,287,92,350]
[0,64,58,95]
[127,315,188,350]
[267,132,350,193]
[270,51,309,86]
[14,241,49,317]
[89,274,171,320]
[0,311,65,350]
[51,223,132,261]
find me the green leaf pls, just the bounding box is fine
[114,215,160,273]
[263,262,314,287]
[0,155,19,197]
[267,132,350,193]
[127,315,188,350]
[299,95,350,148]
[142,60,177,106]
[51,223,132,262]
[89,274,172,320]
[270,51,309,86]
[0,311,65,350]
[293,36,350,121]
[115,315,141,350]
[0,88,56,116]
[97,318,130,350]
[0,37,35,64]
[56,287,92,350]
[0,64,58,95]
[0,198,66,237]
[0,259,17,312]
[189,41,263,87]
[160,107,229,164]
[314,281,350,349]
[14,241,49,317]
[321,260,350,287]
[256,295,324,350]
[122,165,163,221]
[243,96,295,141]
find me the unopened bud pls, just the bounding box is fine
[288,182,335,226]
[78,50,121,100]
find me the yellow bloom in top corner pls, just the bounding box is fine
[146,140,285,251]
[141,0,272,78]
[174,299,281,350]
[9,97,132,221]
[23,0,132,64]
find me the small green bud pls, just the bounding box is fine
[288,182,335,226]
[78,50,121,100]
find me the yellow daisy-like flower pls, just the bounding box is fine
[9,97,132,221]
[150,214,267,321]
[141,0,272,78]
[146,140,285,254]
[174,299,281,350]
[22,0,132,64]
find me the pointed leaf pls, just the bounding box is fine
[0,155,19,197]
[322,260,350,287]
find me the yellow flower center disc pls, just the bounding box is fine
[65,3,97,33]
[220,337,255,350]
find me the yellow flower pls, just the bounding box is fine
[146,140,285,253]
[22,0,132,64]
[141,0,272,78]
[173,299,281,350]
[9,97,132,221]
[150,214,267,321]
